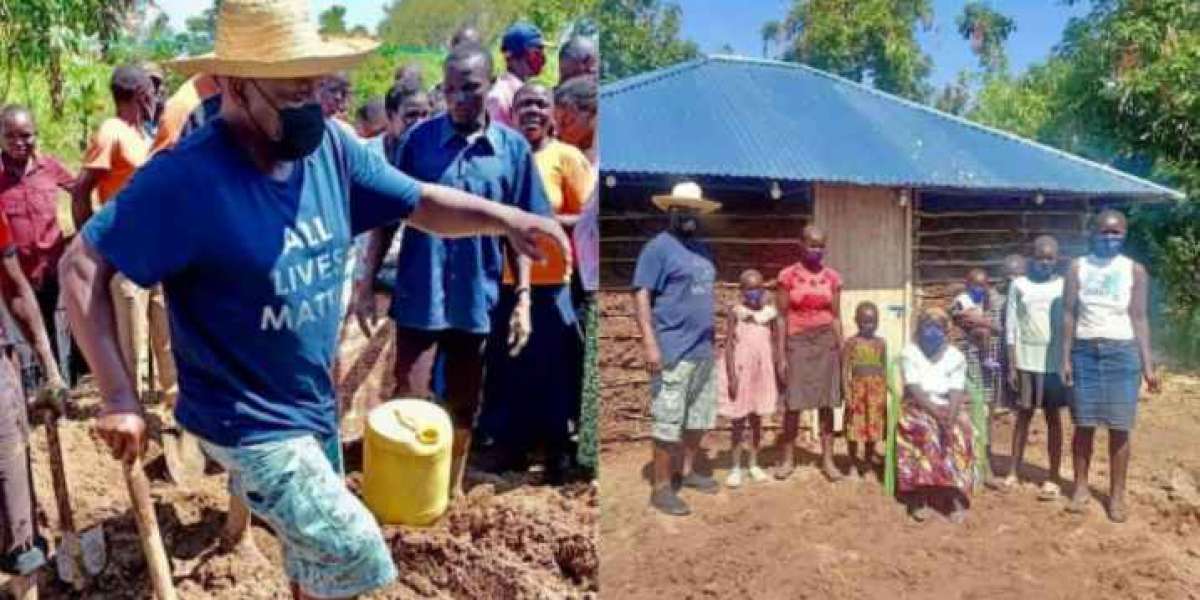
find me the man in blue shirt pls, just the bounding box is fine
[634,182,721,517]
[60,2,568,596]
[356,43,552,499]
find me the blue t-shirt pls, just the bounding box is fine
[82,119,423,447]
[388,114,551,334]
[632,232,716,366]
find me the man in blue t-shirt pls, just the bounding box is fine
[633,182,720,517]
[59,4,568,596]
[355,44,551,498]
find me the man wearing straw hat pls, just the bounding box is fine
[634,182,721,516]
[59,1,569,598]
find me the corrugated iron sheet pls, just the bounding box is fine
[600,56,1183,200]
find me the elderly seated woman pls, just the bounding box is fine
[897,307,976,523]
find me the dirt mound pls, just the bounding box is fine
[24,387,598,599]
[600,371,1200,600]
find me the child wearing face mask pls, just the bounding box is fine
[841,302,887,478]
[718,269,778,487]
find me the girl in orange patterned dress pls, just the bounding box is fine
[842,302,887,478]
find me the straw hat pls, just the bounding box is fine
[168,0,378,78]
[652,181,721,214]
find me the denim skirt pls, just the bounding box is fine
[1070,339,1142,431]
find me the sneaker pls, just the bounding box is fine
[650,487,691,516]
[747,466,769,483]
[680,473,720,495]
[725,468,743,488]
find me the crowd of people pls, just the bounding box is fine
[0,0,598,596]
[634,183,1158,526]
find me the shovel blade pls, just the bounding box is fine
[54,533,84,589]
[162,430,206,485]
[79,527,107,577]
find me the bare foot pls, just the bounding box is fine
[1107,497,1129,523]
[948,498,967,524]
[773,458,796,481]
[1065,487,1091,514]
[910,504,934,522]
[821,461,843,482]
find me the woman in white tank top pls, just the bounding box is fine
[1061,210,1160,523]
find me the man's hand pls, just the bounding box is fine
[1144,368,1162,395]
[1061,361,1073,387]
[95,404,146,464]
[30,382,68,419]
[503,211,571,269]
[350,278,378,338]
[508,291,532,356]
[644,343,663,374]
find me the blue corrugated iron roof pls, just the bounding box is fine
[600,56,1183,199]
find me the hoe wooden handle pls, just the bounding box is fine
[123,458,177,600]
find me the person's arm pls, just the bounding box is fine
[1060,261,1079,386]
[1130,263,1160,394]
[349,224,398,336]
[775,282,789,385]
[1005,284,1019,388]
[829,277,843,350]
[634,288,661,373]
[70,168,102,229]
[841,337,854,402]
[60,238,143,463]
[725,308,739,397]
[0,252,61,388]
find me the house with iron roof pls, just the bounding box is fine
[599,55,1182,371]
[596,56,1182,437]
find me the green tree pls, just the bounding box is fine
[761,20,782,58]
[934,70,972,115]
[779,0,934,101]
[0,0,135,116]
[597,0,699,82]
[318,5,348,36]
[956,2,1016,76]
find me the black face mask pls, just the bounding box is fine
[246,81,326,160]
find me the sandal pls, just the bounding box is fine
[910,505,934,523]
[1037,481,1061,502]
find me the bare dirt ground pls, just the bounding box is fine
[599,371,1200,600]
[18,320,598,599]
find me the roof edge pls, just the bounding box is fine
[603,54,1185,201]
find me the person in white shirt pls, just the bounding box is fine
[1002,236,1067,500]
[896,307,975,524]
[1062,210,1160,523]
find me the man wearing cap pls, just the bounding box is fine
[485,22,546,128]
[60,1,569,597]
[634,182,720,516]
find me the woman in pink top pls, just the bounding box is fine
[774,225,844,481]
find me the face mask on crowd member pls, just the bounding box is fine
[918,320,947,357]
[1028,236,1059,281]
[228,76,326,161]
[501,22,546,79]
[965,269,990,305]
[670,207,700,237]
[799,225,828,270]
[1090,210,1128,260]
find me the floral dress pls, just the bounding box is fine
[896,345,976,495]
[844,336,886,443]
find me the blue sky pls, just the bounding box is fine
[155,0,387,31]
[156,0,1089,87]
[675,0,1092,87]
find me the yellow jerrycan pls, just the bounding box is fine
[362,399,453,526]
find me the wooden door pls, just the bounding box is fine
[814,184,912,429]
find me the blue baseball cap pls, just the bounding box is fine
[501,22,544,53]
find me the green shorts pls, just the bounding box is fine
[650,358,717,442]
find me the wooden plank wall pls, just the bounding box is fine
[913,192,1116,309]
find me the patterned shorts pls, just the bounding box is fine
[650,358,717,442]
[199,434,396,598]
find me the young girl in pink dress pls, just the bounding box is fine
[719,269,779,487]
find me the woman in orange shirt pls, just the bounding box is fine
[480,83,592,483]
